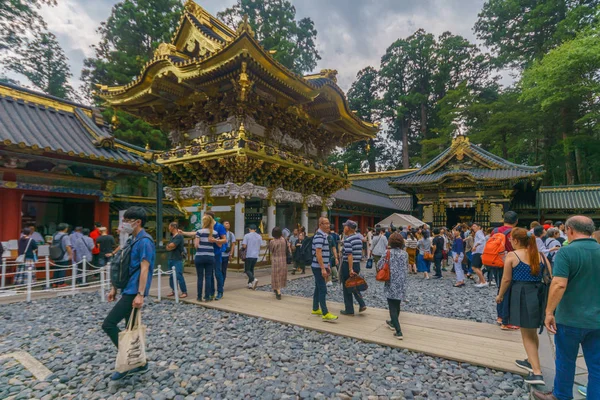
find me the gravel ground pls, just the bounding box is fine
[260,267,499,324]
[0,293,527,400]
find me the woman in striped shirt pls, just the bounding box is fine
[194,215,220,302]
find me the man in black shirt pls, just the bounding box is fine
[432,228,445,279]
[96,227,116,267]
[166,222,188,298]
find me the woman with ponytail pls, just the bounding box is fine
[496,227,551,386]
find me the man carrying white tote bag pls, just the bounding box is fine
[101,207,155,381]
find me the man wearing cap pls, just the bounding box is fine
[340,220,367,316]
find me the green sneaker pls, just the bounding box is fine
[311,309,323,316]
[322,313,338,322]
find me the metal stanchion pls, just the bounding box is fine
[99,266,106,302]
[82,256,87,285]
[157,265,162,301]
[45,256,50,289]
[172,266,179,304]
[26,268,32,302]
[71,262,76,297]
[1,258,6,289]
[106,262,111,288]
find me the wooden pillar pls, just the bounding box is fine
[334,215,339,232]
[94,200,110,228]
[0,189,22,241]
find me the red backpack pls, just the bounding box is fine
[481,228,512,268]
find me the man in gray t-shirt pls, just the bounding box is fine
[242,225,262,289]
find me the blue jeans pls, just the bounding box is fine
[312,268,329,315]
[466,251,473,274]
[211,252,224,296]
[222,256,230,283]
[195,256,214,301]
[53,260,69,282]
[168,259,187,294]
[553,324,600,400]
[341,261,366,313]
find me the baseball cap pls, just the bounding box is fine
[343,220,358,229]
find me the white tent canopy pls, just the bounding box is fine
[377,213,425,229]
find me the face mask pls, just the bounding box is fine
[121,222,136,234]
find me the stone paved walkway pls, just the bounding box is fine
[149,271,527,375]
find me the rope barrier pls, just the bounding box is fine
[0,263,173,301]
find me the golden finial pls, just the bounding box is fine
[111,111,119,128]
[365,142,371,153]
[236,15,255,37]
[145,142,151,150]
[344,163,348,175]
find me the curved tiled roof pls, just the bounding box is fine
[0,83,146,165]
[539,185,600,210]
[392,137,544,187]
[351,176,407,196]
[333,187,401,211]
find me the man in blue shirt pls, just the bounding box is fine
[102,207,155,381]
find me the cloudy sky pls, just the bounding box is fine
[35,0,490,94]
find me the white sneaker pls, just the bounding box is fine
[477,282,489,288]
[490,281,496,286]
[247,283,253,289]
[326,281,333,287]
[252,279,259,290]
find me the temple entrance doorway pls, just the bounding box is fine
[446,207,475,229]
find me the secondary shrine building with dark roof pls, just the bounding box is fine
[349,135,600,229]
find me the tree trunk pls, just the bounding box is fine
[574,146,584,184]
[367,138,376,172]
[420,102,427,139]
[402,118,410,169]
[561,107,575,185]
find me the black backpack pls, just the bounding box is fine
[300,236,314,265]
[111,236,154,289]
[50,233,67,261]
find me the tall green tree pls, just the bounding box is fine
[0,0,55,54]
[474,0,600,69]
[521,26,600,184]
[379,38,412,169]
[81,0,183,149]
[6,32,73,99]
[378,31,491,167]
[345,66,379,172]
[218,0,320,74]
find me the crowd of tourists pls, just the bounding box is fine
[12,221,118,286]
[11,205,597,398]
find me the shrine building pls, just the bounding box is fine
[0,82,182,244]
[97,0,378,241]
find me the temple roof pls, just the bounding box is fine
[0,82,150,166]
[391,135,544,190]
[539,185,600,210]
[333,187,408,211]
[97,0,377,140]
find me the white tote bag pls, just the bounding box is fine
[115,308,147,373]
